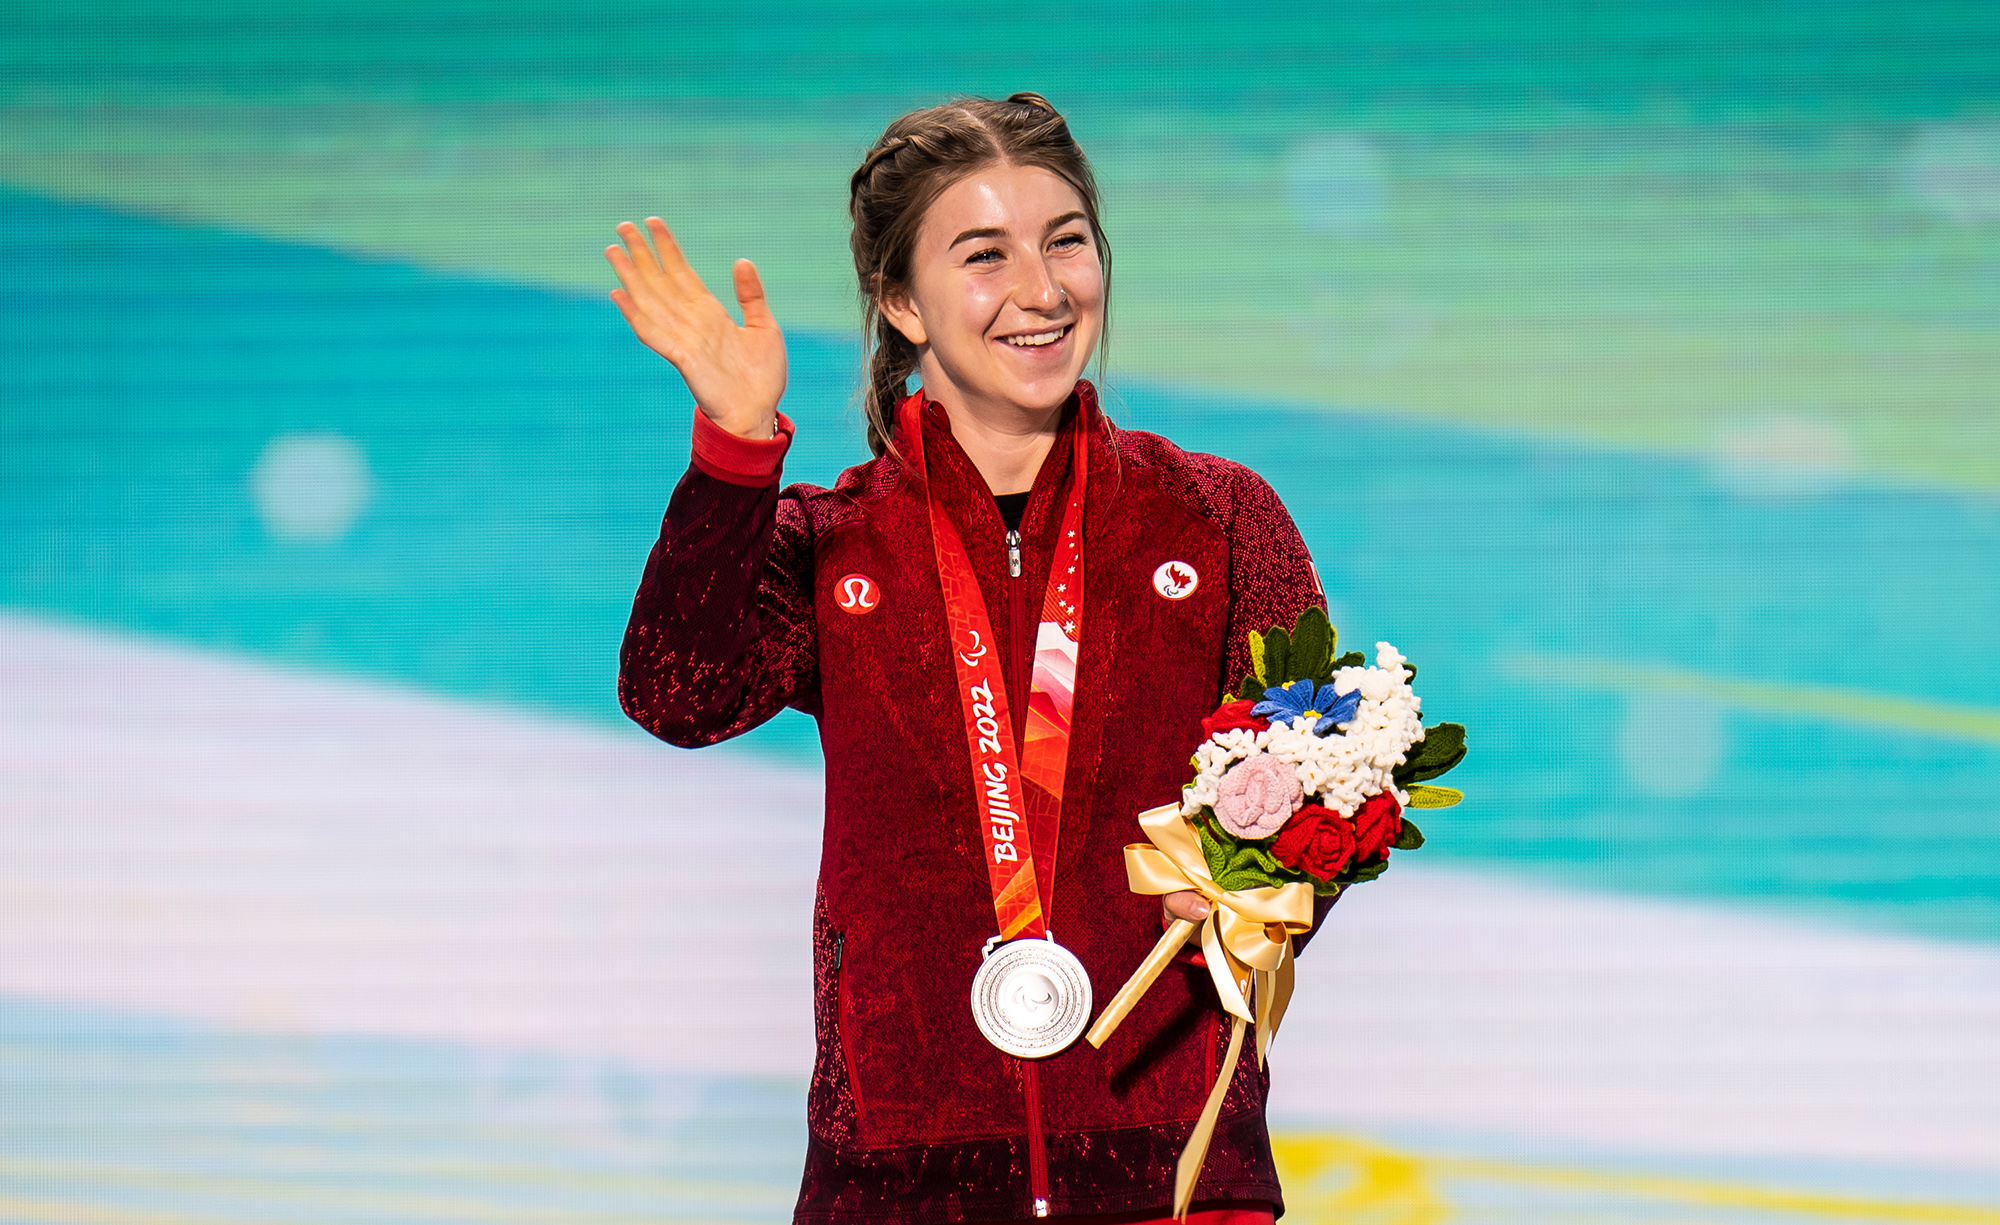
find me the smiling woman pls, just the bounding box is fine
[606,93,1330,1225]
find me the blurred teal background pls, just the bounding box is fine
[5,3,1999,1222]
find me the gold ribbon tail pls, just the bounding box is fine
[1085,917,1197,1049]
[1254,941,1294,1069]
[1254,968,1273,1069]
[1174,1014,1246,1219]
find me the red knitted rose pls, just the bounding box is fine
[1269,803,1356,883]
[1201,699,1268,739]
[1350,791,1404,863]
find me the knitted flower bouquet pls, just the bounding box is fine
[1188,604,1465,893]
[1085,606,1465,1217]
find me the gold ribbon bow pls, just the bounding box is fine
[1084,802,1318,1218]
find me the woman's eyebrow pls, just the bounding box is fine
[947,211,1089,249]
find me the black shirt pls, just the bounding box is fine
[994,490,1030,532]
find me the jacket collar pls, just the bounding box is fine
[891,380,1102,512]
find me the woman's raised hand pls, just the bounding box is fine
[606,218,787,439]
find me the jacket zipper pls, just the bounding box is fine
[1004,527,1031,743]
[1005,520,1050,1216]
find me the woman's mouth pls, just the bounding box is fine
[998,323,1072,351]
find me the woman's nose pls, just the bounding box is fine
[1015,259,1065,312]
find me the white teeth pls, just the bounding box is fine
[1004,328,1064,347]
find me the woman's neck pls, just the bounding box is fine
[934,396,1063,496]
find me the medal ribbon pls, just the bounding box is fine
[901,389,1088,942]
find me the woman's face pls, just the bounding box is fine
[882,162,1105,423]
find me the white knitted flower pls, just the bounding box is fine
[1184,639,1427,821]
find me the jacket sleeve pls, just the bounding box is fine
[1223,463,1345,955]
[617,412,821,746]
[1220,465,1325,699]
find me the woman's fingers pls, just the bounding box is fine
[606,285,645,332]
[733,259,777,331]
[605,237,673,317]
[612,221,660,281]
[606,227,697,330]
[1163,891,1212,923]
[610,219,686,303]
[604,242,644,295]
[608,219,720,322]
[645,217,704,293]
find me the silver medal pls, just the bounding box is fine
[969,935,1093,1059]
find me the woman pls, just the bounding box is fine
[609,93,1329,1225]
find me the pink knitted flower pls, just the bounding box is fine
[1213,754,1303,839]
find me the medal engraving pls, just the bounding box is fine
[970,938,1092,1059]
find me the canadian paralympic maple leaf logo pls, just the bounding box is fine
[1153,560,1199,600]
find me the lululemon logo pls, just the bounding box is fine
[835,573,880,615]
[1153,560,1199,600]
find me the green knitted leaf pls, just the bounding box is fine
[1290,606,1333,681]
[1392,816,1426,850]
[1338,855,1391,885]
[1195,811,1301,892]
[1196,812,1225,876]
[1395,723,1467,784]
[1262,627,1294,686]
[1406,785,1462,809]
[1214,837,1295,893]
[1333,651,1366,670]
[1237,674,1267,703]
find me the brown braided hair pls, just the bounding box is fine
[849,92,1111,456]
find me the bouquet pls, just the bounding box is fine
[1084,606,1465,1216]
[1187,605,1464,892]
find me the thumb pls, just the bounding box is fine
[732,259,776,330]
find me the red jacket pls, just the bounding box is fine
[620,382,1327,1224]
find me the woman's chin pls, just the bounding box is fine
[1012,375,1085,413]
[988,361,1092,415]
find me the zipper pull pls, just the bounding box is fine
[1006,529,1022,578]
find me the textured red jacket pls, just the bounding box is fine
[620,382,1328,1224]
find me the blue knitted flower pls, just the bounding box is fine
[1251,679,1362,736]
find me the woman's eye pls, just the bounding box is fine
[967,248,1003,264]
[1052,233,1088,251]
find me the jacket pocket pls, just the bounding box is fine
[834,930,869,1131]
[807,908,866,1148]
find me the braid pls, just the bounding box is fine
[864,321,918,456]
[848,134,912,195]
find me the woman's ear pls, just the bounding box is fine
[878,285,928,347]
